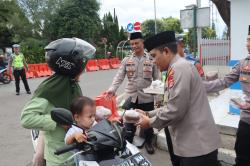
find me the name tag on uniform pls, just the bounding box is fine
[126,59,136,78]
[240,76,248,81]
[243,65,250,71]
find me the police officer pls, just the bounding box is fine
[7,44,31,95]
[177,37,205,78]
[203,26,250,166]
[162,36,206,166]
[136,31,221,166]
[106,32,159,154]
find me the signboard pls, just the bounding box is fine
[134,22,141,31]
[127,23,134,32]
[127,22,141,32]
[180,7,210,29]
[197,7,210,28]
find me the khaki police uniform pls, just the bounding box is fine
[109,52,159,103]
[108,52,159,143]
[148,55,221,159]
[203,55,250,166]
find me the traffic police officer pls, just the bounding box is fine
[203,26,250,166]
[7,44,31,95]
[137,31,221,166]
[106,32,159,154]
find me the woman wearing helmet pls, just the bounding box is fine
[20,38,96,166]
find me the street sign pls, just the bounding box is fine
[180,7,210,29]
[134,22,141,31]
[127,23,134,32]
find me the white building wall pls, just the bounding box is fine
[231,0,250,60]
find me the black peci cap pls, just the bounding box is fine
[144,31,176,52]
[130,32,143,40]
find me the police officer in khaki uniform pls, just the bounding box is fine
[136,31,221,166]
[203,26,250,166]
[7,44,31,95]
[106,32,159,154]
[177,37,205,78]
[162,36,206,166]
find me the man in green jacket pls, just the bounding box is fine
[21,38,96,166]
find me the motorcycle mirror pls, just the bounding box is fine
[121,97,132,110]
[51,108,74,125]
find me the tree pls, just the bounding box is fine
[0,0,32,47]
[162,17,183,34]
[17,0,65,38]
[101,12,119,48]
[99,10,126,57]
[141,19,165,38]
[222,27,229,39]
[0,0,11,22]
[46,0,101,42]
[211,0,230,36]
[202,24,217,38]
[119,27,126,41]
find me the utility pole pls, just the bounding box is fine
[154,0,157,34]
[197,0,202,58]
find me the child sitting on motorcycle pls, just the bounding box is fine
[65,96,114,166]
[65,96,96,145]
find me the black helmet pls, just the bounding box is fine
[45,38,96,78]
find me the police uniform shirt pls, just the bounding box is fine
[108,52,159,104]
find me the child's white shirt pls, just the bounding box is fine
[64,121,97,144]
[64,125,84,144]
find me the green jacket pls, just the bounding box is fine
[21,97,74,166]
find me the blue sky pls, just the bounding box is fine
[99,0,226,37]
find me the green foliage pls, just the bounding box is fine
[141,17,183,38]
[20,38,46,64]
[0,0,33,47]
[141,19,165,38]
[162,17,183,34]
[18,0,66,38]
[202,27,217,38]
[45,0,101,42]
[185,26,217,54]
[100,11,126,56]
[0,0,12,22]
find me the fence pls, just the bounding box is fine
[200,38,230,66]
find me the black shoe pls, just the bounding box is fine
[27,91,31,94]
[145,142,155,154]
[16,92,20,95]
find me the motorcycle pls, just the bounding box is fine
[31,106,151,166]
[0,67,11,84]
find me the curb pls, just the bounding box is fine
[156,130,235,165]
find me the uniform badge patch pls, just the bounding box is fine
[167,68,174,89]
[243,66,250,70]
[240,76,248,81]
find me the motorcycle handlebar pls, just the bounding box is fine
[54,142,78,155]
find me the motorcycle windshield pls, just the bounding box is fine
[90,120,120,143]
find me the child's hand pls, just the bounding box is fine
[74,132,87,143]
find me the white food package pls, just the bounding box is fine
[123,109,140,123]
[96,106,112,121]
[150,80,164,89]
